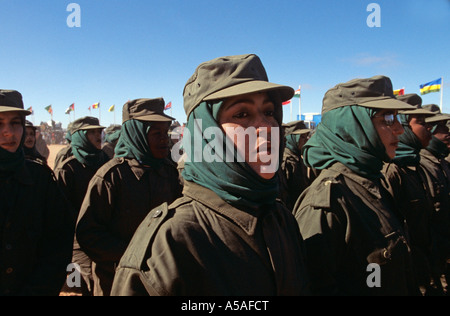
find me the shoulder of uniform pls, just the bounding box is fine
[25,159,57,180]
[305,170,342,209]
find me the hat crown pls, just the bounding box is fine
[423,104,441,114]
[283,120,310,135]
[0,89,24,109]
[396,93,422,108]
[183,54,269,116]
[122,98,167,123]
[322,75,396,113]
[71,116,103,134]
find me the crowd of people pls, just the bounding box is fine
[0,53,449,296]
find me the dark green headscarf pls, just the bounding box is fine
[285,134,301,156]
[182,101,281,211]
[427,135,449,160]
[392,114,422,167]
[303,105,390,180]
[114,119,163,168]
[71,130,107,168]
[0,118,26,179]
[105,129,121,145]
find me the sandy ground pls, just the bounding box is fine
[47,144,67,170]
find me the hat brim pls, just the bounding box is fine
[79,125,105,131]
[425,114,450,123]
[400,108,436,116]
[203,81,295,103]
[291,129,312,135]
[0,106,31,115]
[358,97,417,111]
[132,113,175,122]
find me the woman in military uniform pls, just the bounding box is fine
[23,120,47,164]
[111,54,310,296]
[76,98,182,296]
[293,76,419,296]
[0,89,73,296]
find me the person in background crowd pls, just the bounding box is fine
[381,93,437,295]
[102,124,121,159]
[55,116,109,296]
[111,54,310,296]
[419,104,450,295]
[54,122,74,170]
[76,98,182,296]
[35,127,50,160]
[0,89,73,296]
[24,120,47,165]
[293,76,418,296]
[278,120,312,211]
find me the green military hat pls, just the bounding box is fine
[122,98,175,123]
[397,94,435,116]
[0,89,31,115]
[105,124,122,134]
[422,104,450,124]
[183,54,294,118]
[283,120,311,135]
[71,116,105,135]
[322,75,416,114]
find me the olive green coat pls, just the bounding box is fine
[294,162,416,296]
[111,180,310,296]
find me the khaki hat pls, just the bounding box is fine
[283,120,311,135]
[397,94,435,116]
[183,54,295,118]
[25,120,37,129]
[322,75,416,114]
[423,104,450,123]
[105,124,122,134]
[71,116,105,134]
[0,90,31,115]
[122,98,175,123]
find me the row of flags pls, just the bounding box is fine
[29,101,173,116]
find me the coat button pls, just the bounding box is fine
[6,268,13,274]
[153,209,162,218]
[5,244,12,250]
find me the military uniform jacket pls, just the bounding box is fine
[111,180,310,296]
[76,157,182,295]
[0,160,74,296]
[293,162,415,296]
[53,145,72,171]
[279,147,312,211]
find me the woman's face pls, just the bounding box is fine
[371,109,404,159]
[147,121,171,159]
[24,126,36,149]
[218,91,279,180]
[409,115,432,148]
[0,112,24,153]
[86,128,103,150]
[433,122,450,150]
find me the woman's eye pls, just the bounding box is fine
[233,112,248,119]
[265,111,274,117]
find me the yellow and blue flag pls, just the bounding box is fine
[420,78,441,95]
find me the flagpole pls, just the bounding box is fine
[440,77,444,112]
[299,85,302,121]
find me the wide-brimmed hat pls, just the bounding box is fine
[122,98,175,123]
[183,54,294,118]
[322,75,416,114]
[422,104,450,123]
[0,90,31,115]
[397,94,435,116]
[283,120,312,135]
[71,116,105,134]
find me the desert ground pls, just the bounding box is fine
[48,144,68,170]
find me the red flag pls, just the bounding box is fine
[393,88,405,96]
[165,102,172,110]
[282,100,292,106]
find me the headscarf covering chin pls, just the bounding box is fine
[71,130,107,168]
[182,100,283,212]
[0,116,26,179]
[114,119,163,168]
[427,135,448,160]
[303,105,390,180]
[285,134,301,156]
[392,114,423,167]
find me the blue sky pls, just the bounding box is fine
[1,0,449,128]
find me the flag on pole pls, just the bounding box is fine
[394,88,405,96]
[45,105,53,115]
[92,102,100,109]
[420,78,442,95]
[108,105,115,112]
[65,103,75,114]
[26,106,33,114]
[293,87,301,98]
[282,100,292,106]
[164,102,172,110]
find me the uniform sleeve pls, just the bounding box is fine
[21,168,75,296]
[76,173,129,264]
